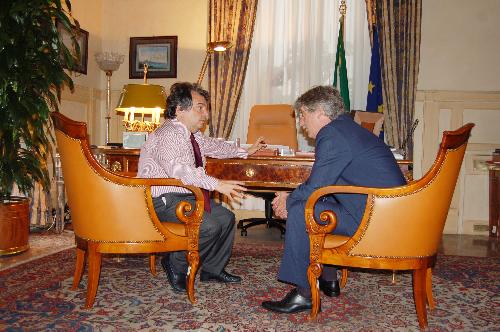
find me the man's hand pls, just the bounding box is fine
[272,191,289,219]
[215,180,247,202]
[246,136,266,155]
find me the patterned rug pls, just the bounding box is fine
[0,242,499,331]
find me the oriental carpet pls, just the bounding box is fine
[0,241,498,331]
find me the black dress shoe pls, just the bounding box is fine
[199,269,242,283]
[262,288,312,314]
[160,255,186,293]
[319,277,340,297]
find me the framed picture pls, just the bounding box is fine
[129,36,178,79]
[57,22,89,75]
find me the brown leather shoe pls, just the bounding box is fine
[261,288,312,314]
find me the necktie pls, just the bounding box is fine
[190,133,211,213]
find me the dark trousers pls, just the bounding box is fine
[153,193,236,275]
[278,199,359,289]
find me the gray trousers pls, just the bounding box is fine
[152,193,236,275]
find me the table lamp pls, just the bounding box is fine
[115,64,166,147]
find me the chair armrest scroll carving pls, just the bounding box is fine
[138,178,204,226]
[304,184,408,236]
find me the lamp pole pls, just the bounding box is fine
[105,70,112,145]
[95,52,124,145]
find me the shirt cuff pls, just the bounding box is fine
[236,147,249,159]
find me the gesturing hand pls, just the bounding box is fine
[247,136,266,155]
[215,180,247,202]
[272,191,289,219]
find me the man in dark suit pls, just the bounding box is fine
[262,86,406,314]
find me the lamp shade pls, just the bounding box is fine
[116,84,166,114]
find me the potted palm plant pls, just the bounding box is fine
[0,0,80,255]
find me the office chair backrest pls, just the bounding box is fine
[246,104,298,150]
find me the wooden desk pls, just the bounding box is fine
[92,147,413,189]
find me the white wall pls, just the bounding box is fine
[415,0,500,234]
[62,0,208,145]
[418,0,500,91]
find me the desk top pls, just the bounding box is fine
[92,147,413,188]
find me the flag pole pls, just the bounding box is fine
[340,0,347,41]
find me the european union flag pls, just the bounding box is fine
[366,25,383,114]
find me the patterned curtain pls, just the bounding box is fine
[208,0,258,139]
[367,0,422,157]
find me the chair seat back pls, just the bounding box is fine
[246,104,298,150]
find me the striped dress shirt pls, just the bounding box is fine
[138,119,248,198]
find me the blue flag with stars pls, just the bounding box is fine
[366,25,383,114]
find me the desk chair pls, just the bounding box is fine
[305,123,474,329]
[353,110,384,137]
[240,104,298,237]
[51,112,204,308]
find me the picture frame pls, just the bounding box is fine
[129,36,178,79]
[57,22,89,75]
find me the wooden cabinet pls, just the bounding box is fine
[488,153,500,238]
[92,147,140,177]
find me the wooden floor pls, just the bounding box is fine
[1,212,498,271]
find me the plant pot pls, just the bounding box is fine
[0,196,30,256]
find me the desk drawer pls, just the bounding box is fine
[206,159,311,189]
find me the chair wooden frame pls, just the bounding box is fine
[305,124,474,329]
[51,112,204,308]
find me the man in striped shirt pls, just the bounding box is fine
[138,82,264,293]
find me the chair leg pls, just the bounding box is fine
[307,263,322,320]
[149,255,157,277]
[238,197,286,237]
[412,268,428,329]
[186,250,200,304]
[72,247,86,290]
[85,243,102,309]
[340,268,348,288]
[426,267,435,310]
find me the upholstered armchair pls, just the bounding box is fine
[305,123,474,329]
[51,112,204,308]
[240,104,298,236]
[353,110,384,137]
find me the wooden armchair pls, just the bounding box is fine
[353,110,384,137]
[305,123,474,329]
[51,112,204,308]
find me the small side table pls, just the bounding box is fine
[487,160,500,238]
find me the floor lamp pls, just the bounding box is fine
[197,41,231,85]
[95,52,124,145]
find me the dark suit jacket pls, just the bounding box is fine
[287,114,406,234]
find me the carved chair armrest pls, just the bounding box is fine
[136,178,205,226]
[304,184,407,235]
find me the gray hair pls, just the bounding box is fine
[293,85,346,120]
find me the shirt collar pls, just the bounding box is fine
[170,118,194,139]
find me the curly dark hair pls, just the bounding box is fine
[164,82,209,119]
[293,85,346,121]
